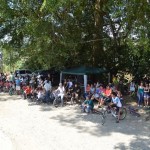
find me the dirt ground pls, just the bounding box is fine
[0,93,149,150]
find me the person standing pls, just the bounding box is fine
[137,82,144,107]
[15,77,21,95]
[9,72,15,82]
[129,81,135,96]
[144,83,149,107]
[44,80,52,103]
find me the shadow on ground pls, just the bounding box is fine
[1,93,149,149]
[0,93,22,101]
[49,105,150,149]
[27,98,53,112]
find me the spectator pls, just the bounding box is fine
[44,80,52,103]
[24,86,32,99]
[144,83,149,107]
[55,83,65,106]
[37,88,45,102]
[105,85,112,98]
[71,83,81,103]
[81,96,94,113]
[15,77,21,95]
[67,79,73,89]
[129,81,136,95]
[137,82,144,107]
[86,84,91,95]
[90,84,95,95]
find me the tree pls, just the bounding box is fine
[0,0,149,77]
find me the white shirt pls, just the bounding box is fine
[112,97,122,107]
[37,91,44,99]
[44,83,51,91]
[57,86,65,94]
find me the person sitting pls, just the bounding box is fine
[86,84,91,95]
[31,88,38,100]
[55,83,65,106]
[71,83,81,104]
[65,88,72,101]
[37,88,45,103]
[67,79,73,89]
[90,84,95,95]
[81,96,94,113]
[103,85,112,104]
[97,85,106,108]
[105,85,112,98]
[117,90,123,105]
[4,81,10,92]
[24,86,32,99]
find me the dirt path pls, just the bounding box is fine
[0,93,149,150]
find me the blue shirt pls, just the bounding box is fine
[15,79,21,86]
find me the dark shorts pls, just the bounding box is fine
[110,103,120,112]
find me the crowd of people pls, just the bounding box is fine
[0,72,149,110]
[0,72,52,103]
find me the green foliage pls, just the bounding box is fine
[0,0,149,77]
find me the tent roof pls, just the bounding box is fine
[61,66,108,75]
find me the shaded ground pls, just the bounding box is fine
[0,93,149,150]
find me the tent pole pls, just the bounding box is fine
[84,75,87,93]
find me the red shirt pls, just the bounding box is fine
[25,88,32,94]
[105,89,112,97]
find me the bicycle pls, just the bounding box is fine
[103,105,127,122]
[9,87,16,96]
[52,91,62,107]
[145,107,150,121]
[92,108,106,125]
[128,105,140,117]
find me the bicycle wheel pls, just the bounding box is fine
[9,89,12,96]
[96,111,106,125]
[53,99,57,106]
[100,113,105,125]
[103,109,110,118]
[119,107,127,120]
[130,111,141,117]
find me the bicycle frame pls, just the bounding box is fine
[111,109,118,118]
[104,106,127,120]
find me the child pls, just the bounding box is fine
[109,92,122,123]
[24,86,32,99]
[81,96,94,113]
[37,88,45,103]
[24,86,31,99]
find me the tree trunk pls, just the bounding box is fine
[92,0,107,67]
